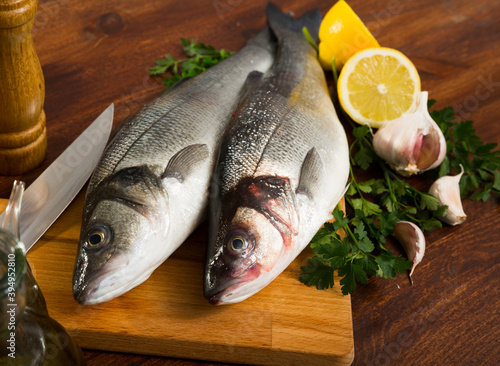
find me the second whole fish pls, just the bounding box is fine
[204,3,350,305]
[72,29,276,305]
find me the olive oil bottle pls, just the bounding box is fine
[0,181,85,365]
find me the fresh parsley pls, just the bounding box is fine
[428,101,500,201]
[300,207,412,295]
[348,123,447,232]
[150,39,232,88]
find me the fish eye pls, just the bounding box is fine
[89,233,103,245]
[227,233,251,255]
[85,225,112,249]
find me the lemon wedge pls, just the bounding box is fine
[318,0,379,71]
[337,47,421,128]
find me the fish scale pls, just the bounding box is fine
[73,28,276,305]
[204,3,350,305]
[90,83,217,189]
[219,36,325,193]
[220,89,284,193]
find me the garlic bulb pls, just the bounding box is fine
[428,165,467,226]
[373,91,447,176]
[392,221,426,280]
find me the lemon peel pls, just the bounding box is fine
[318,0,379,71]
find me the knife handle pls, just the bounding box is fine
[0,0,47,175]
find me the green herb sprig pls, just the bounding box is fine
[349,125,448,231]
[428,102,500,201]
[301,206,413,295]
[150,39,232,88]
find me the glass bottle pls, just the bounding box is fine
[0,181,86,365]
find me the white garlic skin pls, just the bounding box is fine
[392,221,426,278]
[373,91,447,176]
[429,165,467,226]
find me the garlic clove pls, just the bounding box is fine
[373,91,447,176]
[392,221,426,280]
[428,165,467,226]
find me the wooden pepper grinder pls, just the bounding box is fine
[0,0,47,175]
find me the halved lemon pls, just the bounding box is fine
[337,47,421,128]
[318,0,379,71]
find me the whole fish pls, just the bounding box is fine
[73,29,276,305]
[204,3,350,305]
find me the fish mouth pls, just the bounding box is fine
[74,272,151,305]
[73,254,153,305]
[205,264,261,305]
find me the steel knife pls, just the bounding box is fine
[0,104,114,251]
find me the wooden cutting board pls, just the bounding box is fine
[0,192,353,365]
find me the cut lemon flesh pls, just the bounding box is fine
[337,47,421,128]
[318,0,379,71]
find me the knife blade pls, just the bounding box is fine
[0,104,114,251]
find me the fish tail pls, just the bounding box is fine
[266,2,322,43]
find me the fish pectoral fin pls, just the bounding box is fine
[162,144,210,182]
[296,147,323,200]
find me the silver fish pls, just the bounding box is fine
[204,3,350,305]
[73,29,276,305]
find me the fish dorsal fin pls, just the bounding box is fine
[242,176,299,236]
[296,147,323,200]
[162,144,209,182]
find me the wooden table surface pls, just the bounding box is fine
[1,0,499,365]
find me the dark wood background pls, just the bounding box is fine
[1,0,499,365]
